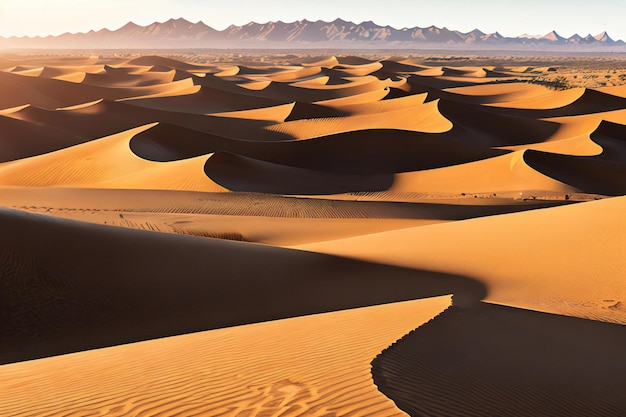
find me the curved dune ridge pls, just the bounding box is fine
[372,303,626,417]
[297,196,626,324]
[0,296,451,417]
[1,53,625,416]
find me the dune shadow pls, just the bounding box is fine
[524,149,626,196]
[522,121,626,196]
[438,99,561,147]
[372,302,626,417]
[131,122,505,174]
[203,152,394,195]
[0,208,486,365]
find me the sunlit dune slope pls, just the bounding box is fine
[297,196,626,323]
[0,296,451,417]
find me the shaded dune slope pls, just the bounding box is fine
[372,303,626,417]
[204,151,394,194]
[523,121,626,195]
[437,99,561,147]
[0,208,485,364]
[0,70,195,109]
[130,123,506,175]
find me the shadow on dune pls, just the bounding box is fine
[523,121,626,195]
[372,302,626,417]
[438,99,561,147]
[131,123,506,174]
[203,152,394,195]
[0,208,486,365]
[407,74,482,91]
[524,151,626,195]
[284,101,350,121]
[0,115,85,163]
[0,100,290,162]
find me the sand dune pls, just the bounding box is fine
[1,53,624,416]
[258,76,400,103]
[126,55,211,72]
[0,70,196,109]
[126,83,288,113]
[302,56,339,67]
[1,102,286,161]
[388,150,575,195]
[204,151,393,194]
[0,207,479,364]
[0,124,163,187]
[266,98,452,138]
[127,123,506,175]
[517,120,626,195]
[312,86,392,107]
[297,196,626,323]
[373,303,626,417]
[0,186,571,246]
[0,297,451,417]
[208,102,295,122]
[437,99,561,147]
[0,125,227,191]
[82,67,178,87]
[0,113,85,163]
[444,82,576,106]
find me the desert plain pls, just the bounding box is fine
[0,51,625,416]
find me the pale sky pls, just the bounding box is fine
[1,0,625,41]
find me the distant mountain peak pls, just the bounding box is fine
[594,31,613,42]
[542,30,565,41]
[169,17,192,23]
[0,19,623,50]
[120,21,140,29]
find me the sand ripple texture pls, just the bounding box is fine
[0,53,625,416]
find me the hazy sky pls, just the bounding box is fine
[1,0,625,40]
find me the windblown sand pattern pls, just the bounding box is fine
[0,53,624,416]
[0,296,451,417]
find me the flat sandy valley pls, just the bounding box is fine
[0,51,625,416]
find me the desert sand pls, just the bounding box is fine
[0,52,624,416]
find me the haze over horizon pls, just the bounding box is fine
[1,0,625,41]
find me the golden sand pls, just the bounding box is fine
[0,53,624,416]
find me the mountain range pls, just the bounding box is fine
[1,18,624,50]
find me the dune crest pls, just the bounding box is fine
[0,296,451,417]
